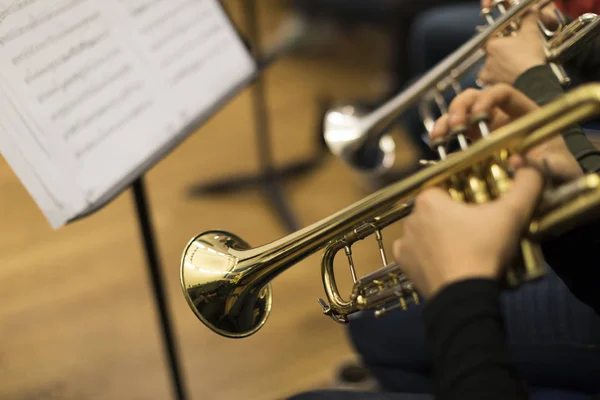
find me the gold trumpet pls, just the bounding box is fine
[181,84,600,338]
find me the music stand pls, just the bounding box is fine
[63,180,189,400]
[131,178,189,400]
[61,3,289,400]
[2,2,324,400]
[187,0,328,233]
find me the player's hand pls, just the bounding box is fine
[477,1,563,85]
[393,162,544,299]
[430,84,582,184]
[478,12,546,85]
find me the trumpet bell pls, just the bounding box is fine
[180,231,273,338]
[323,104,396,174]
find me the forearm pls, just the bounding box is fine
[423,279,529,400]
[514,65,600,173]
[514,66,600,314]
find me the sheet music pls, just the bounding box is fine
[108,0,256,130]
[0,85,86,227]
[0,0,177,201]
[0,0,255,228]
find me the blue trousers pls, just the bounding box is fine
[346,267,600,395]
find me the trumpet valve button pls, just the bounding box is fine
[419,159,438,166]
[449,124,468,138]
[480,8,495,25]
[428,136,447,150]
[449,125,471,150]
[471,112,492,138]
[470,112,490,124]
[492,0,507,11]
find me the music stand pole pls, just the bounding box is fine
[187,0,327,233]
[132,178,188,400]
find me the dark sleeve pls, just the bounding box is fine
[541,211,600,316]
[514,66,600,315]
[514,65,600,174]
[422,279,529,400]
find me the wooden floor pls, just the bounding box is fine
[0,2,419,400]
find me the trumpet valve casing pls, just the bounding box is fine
[351,263,419,317]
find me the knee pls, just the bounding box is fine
[346,308,431,366]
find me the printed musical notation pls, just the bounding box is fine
[0,0,168,207]
[113,0,255,118]
[0,0,255,228]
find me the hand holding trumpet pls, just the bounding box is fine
[478,13,547,84]
[430,84,583,182]
[477,1,563,85]
[393,164,543,299]
[393,84,583,299]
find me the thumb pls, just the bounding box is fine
[499,166,544,225]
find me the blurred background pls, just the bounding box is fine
[0,0,467,399]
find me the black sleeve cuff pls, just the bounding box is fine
[513,65,564,105]
[563,130,600,174]
[422,279,501,330]
[514,65,600,173]
[421,279,527,400]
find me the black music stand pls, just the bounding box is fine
[187,0,328,233]
[131,178,189,400]
[69,177,189,400]
[51,3,327,400]
[62,4,271,400]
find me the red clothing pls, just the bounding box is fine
[553,0,600,18]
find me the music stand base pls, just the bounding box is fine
[187,154,324,233]
[185,0,329,234]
